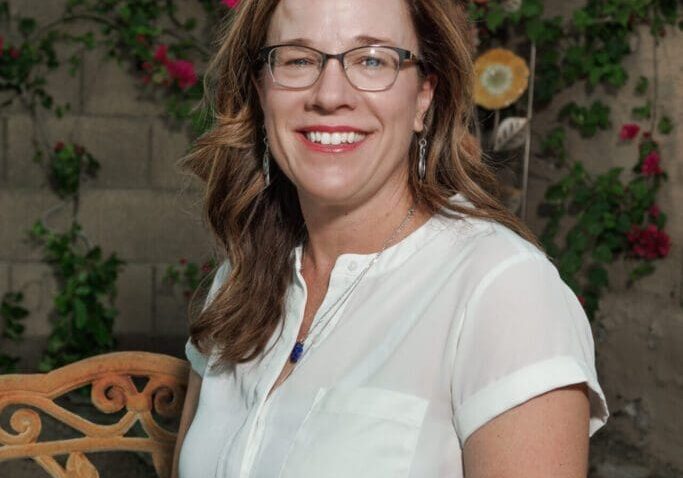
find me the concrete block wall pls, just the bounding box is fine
[0,0,213,364]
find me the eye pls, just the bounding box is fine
[285,57,315,67]
[359,56,385,68]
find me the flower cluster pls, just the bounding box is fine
[141,44,198,90]
[618,122,671,261]
[221,0,241,7]
[627,224,671,260]
[641,150,663,176]
[0,35,21,60]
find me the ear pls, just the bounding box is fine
[414,73,438,133]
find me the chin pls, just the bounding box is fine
[295,176,368,207]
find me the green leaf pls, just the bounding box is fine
[629,262,655,282]
[572,9,593,30]
[588,265,609,288]
[592,244,613,263]
[485,6,506,31]
[632,101,652,120]
[73,299,88,329]
[657,116,673,135]
[634,76,649,95]
[18,17,37,36]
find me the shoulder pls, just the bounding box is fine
[434,210,554,291]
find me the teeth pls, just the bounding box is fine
[305,131,366,145]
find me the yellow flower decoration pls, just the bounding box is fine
[473,48,529,110]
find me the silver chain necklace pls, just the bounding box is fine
[289,203,417,363]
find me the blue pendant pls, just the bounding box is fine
[290,341,304,363]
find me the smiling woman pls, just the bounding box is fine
[172,0,608,477]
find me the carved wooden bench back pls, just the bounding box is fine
[0,352,189,478]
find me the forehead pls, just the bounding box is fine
[267,0,417,50]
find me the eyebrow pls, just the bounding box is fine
[279,35,396,48]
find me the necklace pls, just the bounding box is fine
[289,203,417,363]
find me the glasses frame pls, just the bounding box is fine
[256,43,425,92]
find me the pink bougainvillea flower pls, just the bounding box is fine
[9,46,20,59]
[627,224,671,260]
[54,141,65,152]
[0,36,4,56]
[648,204,660,218]
[619,123,640,140]
[641,150,663,176]
[221,0,241,8]
[166,59,198,89]
[154,44,170,65]
[577,295,586,307]
[179,258,188,265]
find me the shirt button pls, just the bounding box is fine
[347,261,358,272]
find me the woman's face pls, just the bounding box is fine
[256,0,436,209]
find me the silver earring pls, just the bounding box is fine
[418,137,427,181]
[262,136,270,187]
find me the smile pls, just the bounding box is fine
[304,131,366,145]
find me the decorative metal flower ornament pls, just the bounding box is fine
[473,48,530,110]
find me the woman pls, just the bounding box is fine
[173,0,609,476]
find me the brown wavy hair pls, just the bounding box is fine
[182,0,542,365]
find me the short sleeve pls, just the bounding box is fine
[450,253,609,446]
[185,259,231,377]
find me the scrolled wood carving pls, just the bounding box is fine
[0,352,190,478]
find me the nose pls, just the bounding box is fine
[308,57,357,112]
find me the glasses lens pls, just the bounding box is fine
[269,46,321,88]
[345,47,400,91]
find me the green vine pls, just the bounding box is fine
[0,292,30,373]
[28,221,124,371]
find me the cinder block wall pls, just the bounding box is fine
[0,0,214,363]
[1,0,682,469]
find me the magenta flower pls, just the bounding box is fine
[166,59,198,89]
[648,204,660,218]
[619,123,640,140]
[641,150,663,176]
[221,0,241,7]
[154,44,170,65]
[627,224,671,260]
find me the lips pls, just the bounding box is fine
[296,127,369,153]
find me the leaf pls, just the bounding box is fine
[634,76,649,95]
[485,6,506,31]
[73,299,88,329]
[588,265,609,288]
[493,117,528,152]
[657,116,673,135]
[18,17,37,36]
[592,244,613,263]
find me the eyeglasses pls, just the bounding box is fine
[257,44,424,92]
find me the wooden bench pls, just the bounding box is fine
[0,352,189,478]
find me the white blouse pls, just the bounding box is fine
[179,194,609,478]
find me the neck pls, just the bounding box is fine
[298,186,431,273]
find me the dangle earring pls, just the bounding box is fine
[418,136,428,181]
[262,134,271,187]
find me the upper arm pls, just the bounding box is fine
[463,383,590,478]
[172,368,202,478]
[450,253,609,451]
